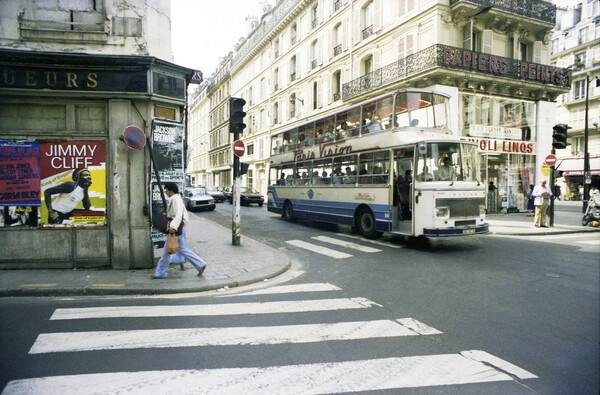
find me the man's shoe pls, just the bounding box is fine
[541,225,549,228]
[197,266,207,277]
[151,274,166,279]
[179,262,185,271]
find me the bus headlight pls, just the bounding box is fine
[436,207,449,218]
[479,205,486,216]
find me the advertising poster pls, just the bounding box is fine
[40,141,106,226]
[0,141,41,206]
[149,119,185,244]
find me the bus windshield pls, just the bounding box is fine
[415,142,481,183]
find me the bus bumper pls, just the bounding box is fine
[423,223,489,237]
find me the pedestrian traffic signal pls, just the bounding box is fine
[229,97,246,136]
[552,124,569,150]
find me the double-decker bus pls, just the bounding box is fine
[267,90,489,239]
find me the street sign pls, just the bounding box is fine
[233,140,245,157]
[123,125,146,150]
[545,154,557,167]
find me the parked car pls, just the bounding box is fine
[183,188,215,211]
[204,186,226,203]
[228,186,264,206]
[221,186,232,202]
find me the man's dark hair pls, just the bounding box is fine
[164,182,179,194]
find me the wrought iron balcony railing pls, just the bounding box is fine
[311,60,318,69]
[449,0,555,24]
[334,0,343,11]
[334,44,342,56]
[362,25,373,40]
[342,44,572,100]
[333,92,341,102]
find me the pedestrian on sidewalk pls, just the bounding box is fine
[152,182,207,279]
[532,179,552,228]
[526,184,535,216]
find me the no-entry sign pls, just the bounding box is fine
[545,154,557,167]
[123,125,146,150]
[233,140,245,157]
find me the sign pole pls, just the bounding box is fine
[232,152,241,246]
[548,152,556,227]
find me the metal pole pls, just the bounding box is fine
[232,134,241,246]
[549,148,555,227]
[583,74,591,212]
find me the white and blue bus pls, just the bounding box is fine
[267,90,489,239]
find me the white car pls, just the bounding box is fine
[183,188,215,211]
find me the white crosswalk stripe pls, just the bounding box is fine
[5,282,537,394]
[285,239,353,258]
[3,351,535,395]
[312,235,382,252]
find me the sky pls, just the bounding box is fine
[171,0,265,79]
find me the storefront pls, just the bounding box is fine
[556,156,600,200]
[0,49,192,269]
[460,93,539,213]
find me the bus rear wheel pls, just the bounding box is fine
[356,208,382,239]
[283,201,295,222]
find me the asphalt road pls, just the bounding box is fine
[0,202,598,394]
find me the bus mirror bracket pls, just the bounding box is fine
[418,143,427,155]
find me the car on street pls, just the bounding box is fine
[221,186,232,202]
[228,186,264,206]
[183,188,215,211]
[204,186,226,203]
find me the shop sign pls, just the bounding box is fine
[461,137,535,154]
[0,66,148,93]
[469,124,521,140]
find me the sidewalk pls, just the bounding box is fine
[0,207,597,297]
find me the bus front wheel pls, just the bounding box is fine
[283,201,295,222]
[356,208,382,239]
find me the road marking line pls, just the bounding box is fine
[19,284,57,288]
[90,284,125,287]
[4,351,534,394]
[396,318,443,335]
[223,282,342,296]
[49,298,378,320]
[312,235,382,252]
[461,350,538,379]
[575,240,599,245]
[29,319,422,354]
[335,232,403,248]
[285,239,353,259]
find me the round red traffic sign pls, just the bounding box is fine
[233,140,245,157]
[123,125,146,150]
[545,154,557,167]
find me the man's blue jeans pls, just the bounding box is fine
[154,226,207,277]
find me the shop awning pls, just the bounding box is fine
[555,157,600,176]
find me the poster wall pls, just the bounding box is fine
[149,119,185,244]
[0,141,41,206]
[40,141,106,225]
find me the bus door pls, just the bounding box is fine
[392,147,414,234]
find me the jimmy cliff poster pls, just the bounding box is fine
[40,141,106,226]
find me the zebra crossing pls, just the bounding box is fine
[285,232,397,259]
[2,282,537,394]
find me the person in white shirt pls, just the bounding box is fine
[532,179,552,228]
[152,182,207,279]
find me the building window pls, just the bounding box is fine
[574,79,586,101]
[273,102,279,124]
[274,39,280,58]
[290,94,297,118]
[519,42,530,61]
[398,34,414,59]
[578,27,589,45]
[274,68,279,91]
[575,52,587,69]
[462,21,480,51]
[363,55,373,75]
[291,23,297,46]
[313,81,318,110]
[551,38,560,54]
[334,23,342,56]
[399,0,415,17]
[247,144,254,156]
[290,56,297,81]
[333,70,342,101]
[362,1,374,39]
[311,40,319,69]
[312,4,319,29]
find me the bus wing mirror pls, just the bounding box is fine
[418,143,427,155]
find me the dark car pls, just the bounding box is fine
[204,186,226,203]
[228,186,264,206]
[183,188,215,211]
[221,186,232,202]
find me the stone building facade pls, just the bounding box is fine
[189,0,570,213]
[0,0,193,269]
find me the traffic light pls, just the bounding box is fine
[552,124,569,150]
[229,97,246,136]
[239,163,249,176]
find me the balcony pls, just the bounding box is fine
[362,25,373,40]
[449,0,555,25]
[342,44,571,100]
[334,44,342,56]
